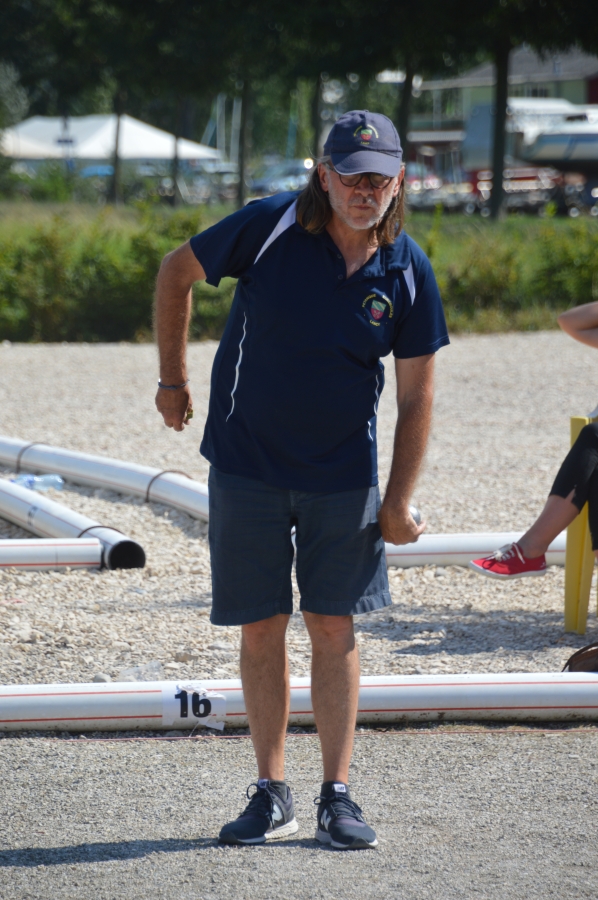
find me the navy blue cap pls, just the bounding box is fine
[323,110,403,178]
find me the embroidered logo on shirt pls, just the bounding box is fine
[362,292,393,327]
[370,299,385,320]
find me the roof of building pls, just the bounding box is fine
[421,45,598,91]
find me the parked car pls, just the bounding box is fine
[249,159,314,198]
[404,163,476,213]
[472,166,560,216]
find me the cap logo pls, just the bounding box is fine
[354,124,379,146]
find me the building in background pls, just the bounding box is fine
[420,45,598,125]
[379,47,598,173]
[376,46,598,215]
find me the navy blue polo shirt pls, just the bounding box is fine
[190,191,449,493]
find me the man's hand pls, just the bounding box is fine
[378,501,426,545]
[155,385,193,432]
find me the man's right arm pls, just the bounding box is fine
[154,241,206,432]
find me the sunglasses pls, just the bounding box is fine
[329,167,393,190]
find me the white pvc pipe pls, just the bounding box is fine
[0,436,209,520]
[0,480,145,569]
[1,673,597,731]
[0,537,102,570]
[0,436,567,569]
[385,532,566,568]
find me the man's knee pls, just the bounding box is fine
[304,612,355,653]
[241,614,289,654]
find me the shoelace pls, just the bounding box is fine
[314,793,365,823]
[243,784,277,823]
[487,542,525,564]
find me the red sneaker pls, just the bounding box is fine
[468,543,547,579]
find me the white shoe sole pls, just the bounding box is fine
[231,817,298,845]
[315,828,378,849]
[467,561,546,580]
[266,817,299,840]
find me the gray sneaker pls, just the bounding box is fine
[219,779,298,845]
[315,781,378,850]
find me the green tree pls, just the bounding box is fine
[0,62,28,128]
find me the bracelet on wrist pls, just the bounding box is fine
[158,379,189,391]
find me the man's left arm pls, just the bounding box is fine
[378,353,435,545]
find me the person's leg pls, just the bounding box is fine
[208,468,298,844]
[241,613,290,780]
[471,424,598,577]
[519,423,598,558]
[517,490,578,559]
[302,611,359,783]
[303,609,378,849]
[294,484,387,849]
[587,468,598,561]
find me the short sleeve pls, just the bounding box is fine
[189,193,298,287]
[392,251,449,359]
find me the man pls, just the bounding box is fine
[154,110,448,850]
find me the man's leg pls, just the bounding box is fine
[208,468,297,844]
[302,611,359,782]
[303,610,377,849]
[294,484,386,849]
[241,613,290,780]
[219,612,298,844]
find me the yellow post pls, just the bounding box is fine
[563,416,594,634]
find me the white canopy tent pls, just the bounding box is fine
[1,114,221,162]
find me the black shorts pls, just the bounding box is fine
[551,422,598,549]
[208,467,391,626]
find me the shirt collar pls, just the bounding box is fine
[295,220,410,278]
[353,232,411,280]
[384,231,411,270]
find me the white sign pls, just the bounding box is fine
[162,682,226,731]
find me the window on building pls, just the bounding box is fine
[528,86,550,97]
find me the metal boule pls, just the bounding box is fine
[409,505,422,526]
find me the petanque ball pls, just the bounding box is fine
[409,505,422,526]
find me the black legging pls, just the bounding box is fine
[551,422,598,549]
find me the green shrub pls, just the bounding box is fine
[0,219,78,340]
[28,162,75,203]
[534,222,598,306]
[138,204,203,245]
[440,235,523,314]
[0,205,238,342]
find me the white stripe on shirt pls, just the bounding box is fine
[253,200,298,265]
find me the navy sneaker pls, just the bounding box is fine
[315,781,378,850]
[218,779,298,845]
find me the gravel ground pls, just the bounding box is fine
[1,729,597,899]
[1,334,598,898]
[0,332,597,684]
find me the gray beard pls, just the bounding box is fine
[327,180,394,231]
